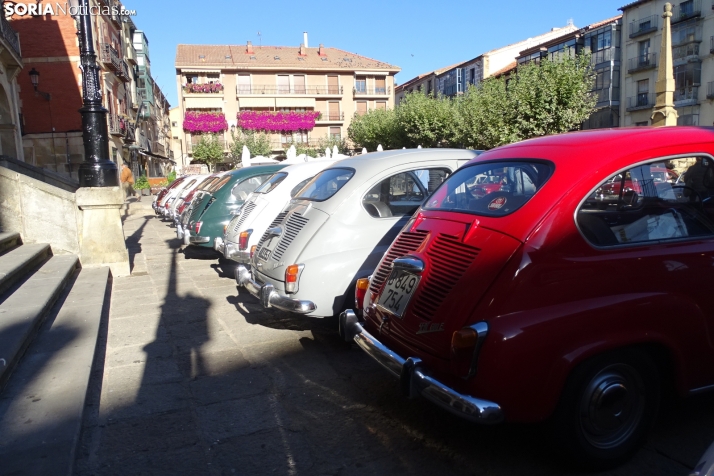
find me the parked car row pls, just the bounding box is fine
[151,127,714,470]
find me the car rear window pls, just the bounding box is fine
[423,161,554,216]
[254,172,288,194]
[208,175,232,192]
[293,168,355,202]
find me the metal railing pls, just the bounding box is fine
[100,43,122,73]
[317,112,344,121]
[354,87,391,95]
[0,15,20,59]
[108,114,127,137]
[673,0,701,23]
[627,53,657,73]
[674,86,699,103]
[629,15,658,38]
[236,86,343,95]
[117,60,131,82]
[673,42,700,61]
[152,142,166,156]
[627,93,655,111]
[672,28,702,47]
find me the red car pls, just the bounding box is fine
[340,127,714,469]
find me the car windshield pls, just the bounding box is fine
[254,172,288,194]
[293,168,355,202]
[424,161,554,216]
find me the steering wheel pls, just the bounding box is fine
[670,185,702,204]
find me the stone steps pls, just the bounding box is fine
[0,233,111,476]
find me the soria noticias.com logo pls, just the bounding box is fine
[4,3,137,17]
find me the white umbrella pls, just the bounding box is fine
[377,144,383,152]
[325,147,331,158]
[251,155,280,164]
[417,145,422,149]
[332,145,339,157]
[242,145,251,167]
[362,147,367,155]
[287,144,297,161]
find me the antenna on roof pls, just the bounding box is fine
[567,18,574,27]
[257,31,262,48]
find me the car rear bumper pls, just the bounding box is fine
[339,310,503,425]
[235,264,316,314]
[219,239,247,262]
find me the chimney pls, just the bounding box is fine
[299,44,306,56]
[246,41,254,54]
[303,32,308,48]
[318,43,326,56]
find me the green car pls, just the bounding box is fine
[182,165,285,249]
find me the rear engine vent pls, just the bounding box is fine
[272,212,309,261]
[369,230,428,294]
[256,211,288,250]
[411,234,480,321]
[233,201,256,232]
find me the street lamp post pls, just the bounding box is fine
[76,0,118,187]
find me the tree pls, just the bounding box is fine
[191,134,225,172]
[229,130,272,163]
[395,92,457,148]
[347,108,401,151]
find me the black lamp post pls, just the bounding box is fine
[76,0,118,187]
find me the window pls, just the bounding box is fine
[375,78,386,94]
[277,75,290,94]
[637,79,649,107]
[635,121,649,126]
[674,62,701,91]
[578,158,714,246]
[294,168,354,202]
[638,39,651,65]
[328,102,340,120]
[327,75,339,94]
[680,0,694,17]
[231,174,272,202]
[237,75,251,94]
[290,177,313,198]
[356,101,367,115]
[329,127,341,139]
[376,102,387,110]
[590,29,612,52]
[355,76,366,93]
[424,161,554,217]
[294,75,306,94]
[362,169,451,218]
[254,172,288,194]
[172,121,177,127]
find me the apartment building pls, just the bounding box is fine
[620,0,713,126]
[517,16,623,129]
[175,36,400,156]
[10,0,170,180]
[0,13,23,161]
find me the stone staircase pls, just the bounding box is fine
[0,232,111,476]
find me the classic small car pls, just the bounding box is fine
[235,149,481,317]
[217,159,336,264]
[165,174,210,221]
[340,127,714,469]
[182,165,285,248]
[152,176,187,215]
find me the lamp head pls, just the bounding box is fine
[29,68,39,89]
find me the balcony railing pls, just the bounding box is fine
[236,86,344,95]
[354,87,391,96]
[590,48,618,65]
[0,15,20,59]
[627,93,655,111]
[673,42,700,61]
[152,142,166,156]
[629,15,658,38]
[117,60,131,82]
[672,28,702,47]
[100,43,122,73]
[708,81,714,99]
[108,114,127,137]
[674,86,699,104]
[627,53,657,73]
[317,112,345,121]
[672,0,701,23]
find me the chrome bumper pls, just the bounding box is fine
[339,310,503,425]
[218,240,246,262]
[190,235,210,244]
[235,265,316,314]
[176,223,184,240]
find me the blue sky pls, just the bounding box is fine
[125,0,629,108]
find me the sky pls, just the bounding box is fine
[124,0,630,109]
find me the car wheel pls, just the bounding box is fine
[553,349,660,469]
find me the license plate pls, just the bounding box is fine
[257,247,271,261]
[377,269,420,317]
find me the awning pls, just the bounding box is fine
[138,149,176,165]
[275,97,316,108]
[184,96,224,109]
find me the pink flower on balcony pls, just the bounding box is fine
[183,82,225,94]
[183,111,228,133]
[237,110,321,132]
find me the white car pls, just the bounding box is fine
[157,176,198,218]
[217,160,337,264]
[236,148,480,317]
[167,174,210,221]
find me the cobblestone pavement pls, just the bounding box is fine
[74,207,714,475]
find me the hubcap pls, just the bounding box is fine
[579,363,645,450]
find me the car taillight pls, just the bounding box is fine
[165,201,170,208]
[284,264,303,294]
[250,245,257,259]
[239,230,252,250]
[450,322,488,378]
[194,221,202,234]
[354,278,370,310]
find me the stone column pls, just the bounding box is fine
[76,187,130,277]
[651,2,678,126]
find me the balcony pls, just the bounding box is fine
[100,43,122,73]
[672,28,702,47]
[629,15,658,38]
[236,86,343,95]
[674,86,699,106]
[124,123,135,143]
[672,0,701,24]
[117,60,131,83]
[0,15,21,61]
[673,42,700,62]
[354,87,391,96]
[627,93,655,111]
[707,81,714,99]
[109,114,127,137]
[627,53,657,73]
[152,142,166,157]
[590,48,618,65]
[316,112,344,122]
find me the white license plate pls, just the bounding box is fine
[257,247,271,261]
[377,269,420,317]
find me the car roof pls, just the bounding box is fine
[225,164,286,177]
[331,148,481,174]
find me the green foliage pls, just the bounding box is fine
[284,142,319,158]
[316,135,348,154]
[167,170,177,184]
[133,174,150,190]
[347,108,401,151]
[229,130,272,162]
[395,92,457,148]
[191,134,226,172]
